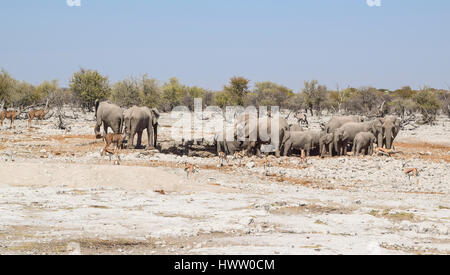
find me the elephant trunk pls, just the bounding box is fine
[385,129,393,149]
[153,124,158,148]
[216,140,221,155]
[319,141,324,157]
[334,137,340,156]
[377,132,383,148]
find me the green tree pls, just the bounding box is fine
[223,76,250,106]
[139,75,161,109]
[36,80,59,104]
[437,89,450,118]
[9,81,36,107]
[253,81,294,108]
[389,86,416,117]
[213,91,230,108]
[301,80,328,116]
[183,86,207,110]
[413,88,441,124]
[161,77,185,111]
[0,69,17,106]
[70,68,110,110]
[110,77,141,107]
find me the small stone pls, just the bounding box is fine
[246,162,255,169]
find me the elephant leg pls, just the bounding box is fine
[128,133,134,148]
[103,124,108,136]
[275,148,281,158]
[128,124,137,148]
[94,118,102,137]
[136,131,143,149]
[246,141,255,156]
[283,141,291,156]
[216,142,222,155]
[255,144,262,157]
[111,122,120,134]
[147,127,153,149]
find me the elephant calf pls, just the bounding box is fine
[319,133,334,157]
[352,132,377,156]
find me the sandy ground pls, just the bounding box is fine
[0,110,449,255]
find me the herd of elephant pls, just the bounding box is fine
[215,114,401,158]
[94,100,401,159]
[94,100,160,149]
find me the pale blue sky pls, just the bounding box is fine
[1,0,449,91]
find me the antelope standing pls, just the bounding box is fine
[0,109,19,129]
[28,99,50,128]
[101,133,126,165]
[402,161,419,182]
[218,151,228,166]
[184,162,198,178]
[233,151,245,165]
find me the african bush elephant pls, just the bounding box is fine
[283,131,314,157]
[352,132,377,156]
[289,123,304,132]
[381,116,401,149]
[310,130,327,155]
[123,106,160,149]
[216,139,245,156]
[333,119,382,156]
[94,100,124,138]
[319,132,334,157]
[240,116,290,157]
[324,115,366,133]
[214,128,245,155]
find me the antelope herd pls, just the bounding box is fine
[0,105,50,129]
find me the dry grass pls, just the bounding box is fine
[380,242,449,255]
[270,204,354,215]
[369,209,417,222]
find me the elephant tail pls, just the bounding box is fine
[95,99,100,118]
[352,137,357,154]
[119,114,124,134]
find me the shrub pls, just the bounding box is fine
[70,68,111,110]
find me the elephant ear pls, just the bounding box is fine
[151,108,160,118]
[372,119,382,133]
[151,108,160,124]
